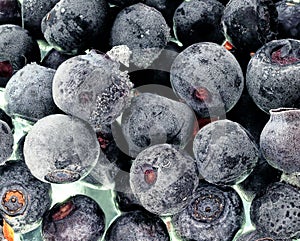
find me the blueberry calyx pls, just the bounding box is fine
[0,61,13,78]
[44,170,81,184]
[271,47,300,65]
[189,194,224,222]
[51,201,75,221]
[1,189,27,216]
[144,169,157,185]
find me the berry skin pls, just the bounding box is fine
[4,63,57,121]
[172,181,244,241]
[52,51,133,129]
[193,119,259,186]
[42,195,105,241]
[23,114,100,184]
[110,3,170,68]
[41,48,73,70]
[41,0,110,53]
[246,39,300,113]
[130,144,199,216]
[250,182,300,239]
[121,92,196,157]
[0,0,21,25]
[0,120,13,165]
[173,0,225,47]
[235,230,292,241]
[104,210,170,241]
[0,160,52,233]
[170,42,244,118]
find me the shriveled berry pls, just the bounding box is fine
[42,195,105,241]
[172,181,243,241]
[105,210,170,241]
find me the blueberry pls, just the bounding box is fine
[172,181,244,241]
[110,3,170,68]
[130,144,199,215]
[4,63,57,121]
[23,114,100,184]
[22,0,60,39]
[0,160,51,233]
[193,119,259,186]
[42,195,105,241]
[170,42,244,118]
[235,230,292,241]
[0,24,40,87]
[250,182,300,239]
[0,108,13,131]
[104,210,170,241]
[246,39,300,113]
[41,48,74,70]
[173,0,225,47]
[276,0,300,39]
[52,51,133,129]
[0,120,13,165]
[221,0,278,53]
[121,93,196,157]
[41,0,110,53]
[0,0,21,25]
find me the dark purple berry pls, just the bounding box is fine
[170,42,244,118]
[105,210,170,241]
[172,181,244,241]
[0,160,52,233]
[0,0,21,25]
[41,48,74,70]
[250,182,300,239]
[173,0,225,47]
[0,120,13,165]
[246,39,300,113]
[42,195,105,241]
[130,144,199,215]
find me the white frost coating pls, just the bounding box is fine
[106,45,132,67]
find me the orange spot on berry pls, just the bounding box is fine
[144,169,157,184]
[3,219,14,241]
[52,201,74,221]
[223,41,234,51]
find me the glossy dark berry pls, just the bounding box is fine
[130,144,199,215]
[104,210,170,241]
[52,51,133,129]
[110,3,170,68]
[23,114,100,184]
[250,182,300,239]
[221,0,278,53]
[22,0,60,39]
[42,195,105,241]
[193,119,259,185]
[121,93,196,157]
[172,181,244,241]
[0,120,13,165]
[41,0,110,53]
[0,160,52,233]
[276,0,300,39]
[170,42,244,118]
[246,39,300,113]
[41,48,73,70]
[0,24,40,87]
[0,0,21,25]
[4,63,57,121]
[173,0,225,47]
[235,230,292,241]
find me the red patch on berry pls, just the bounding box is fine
[97,132,110,150]
[144,169,157,185]
[52,201,74,221]
[0,61,13,78]
[194,87,212,102]
[271,49,300,65]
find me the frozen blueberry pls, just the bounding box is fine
[193,119,259,185]
[173,0,225,47]
[52,50,133,129]
[0,24,40,87]
[0,0,21,25]
[0,108,13,133]
[42,195,105,241]
[221,0,278,53]
[4,63,57,121]
[250,182,300,239]
[172,181,244,241]
[121,93,196,157]
[170,42,244,118]
[41,48,73,70]
[246,39,300,113]
[235,230,292,241]
[41,0,110,53]
[130,144,199,215]
[0,120,13,165]
[23,114,100,184]
[110,3,170,68]
[14,134,27,161]
[276,0,300,39]
[105,210,170,241]
[22,0,60,39]
[0,160,52,233]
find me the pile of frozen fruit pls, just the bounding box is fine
[0,0,299,240]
